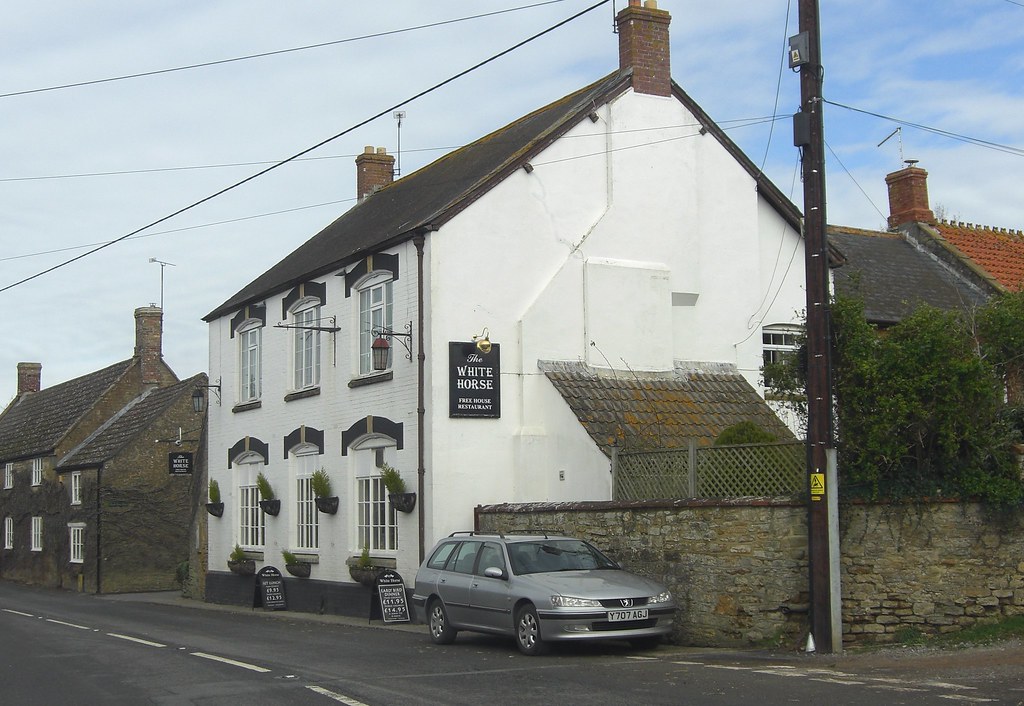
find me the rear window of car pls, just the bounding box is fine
[427,541,459,570]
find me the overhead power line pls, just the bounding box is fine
[0,0,611,294]
[824,99,1024,158]
[1,1,573,99]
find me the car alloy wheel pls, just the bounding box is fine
[515,604,547,656]
[428,599,457,645]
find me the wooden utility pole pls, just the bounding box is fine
[795,0,835,652]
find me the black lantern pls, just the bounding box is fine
[371,336,391,371]
[192,388,206,413]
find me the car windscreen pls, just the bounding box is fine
[507,539,618,575]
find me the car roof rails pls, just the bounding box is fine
[446,530,558,539]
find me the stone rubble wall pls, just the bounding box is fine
[476,498,1024,648]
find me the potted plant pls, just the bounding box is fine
[380,463,416,513]
[205,479,224,517]
[348,544,384,587]
[256,472,280,516]
[282,550,311,578]
[227,544,255,575]
[311,467,339,515]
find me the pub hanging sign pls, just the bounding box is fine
[168,451,193,475]
[449,341,500,418]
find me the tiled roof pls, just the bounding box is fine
[934,221,1024,292]
[205,70,800,322]
[545,365,794,455]
[0,359,133,462]
[57,375,203,470]
[829,226,990,324]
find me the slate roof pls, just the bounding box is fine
[828,226,991,325]
[57,375,204,471]
[0,359,133,462]
[205,69,801,322]
[933,221,1024,292]
[544,364,794,455]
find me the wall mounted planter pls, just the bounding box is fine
[315,496,339,515]
[227,559,256,576]
[205,502,224,518]
[349,565,384,587]
[259,499,281,516]
[389,492,416,514]
[286,563,311,578]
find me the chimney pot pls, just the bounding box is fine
[17,362,42,395]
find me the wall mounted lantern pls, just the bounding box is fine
[371,321,414,371]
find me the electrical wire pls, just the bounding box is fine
[824,99,1024,158]
[823,140,886,221]
[757,0,794,174]
[0,0,612,294]
[1,1,574,100]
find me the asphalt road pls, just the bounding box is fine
[0,582,1021,705]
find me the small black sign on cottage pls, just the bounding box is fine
[369,569,410,623]
[254,566,287,611]
[449,341,500,418]
[168,451,193,475]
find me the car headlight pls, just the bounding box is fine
[649,590,672,605]
[551,595,602,608]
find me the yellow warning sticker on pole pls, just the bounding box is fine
[810,473,825,500]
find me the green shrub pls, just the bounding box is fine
[255,472,274,500]
[310,468,332,498]
[714,421,777,446]
[379,463,406,494]
[229,544,247,562]
[208,479,221,504]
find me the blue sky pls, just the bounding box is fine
[2,0,1022,404]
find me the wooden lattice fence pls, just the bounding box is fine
[613,441,805,500]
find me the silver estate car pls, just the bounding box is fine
[412,532,675,655]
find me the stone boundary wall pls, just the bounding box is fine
[476,499,1024,648]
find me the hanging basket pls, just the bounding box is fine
[286,563,311,578]
[258,499,281,516]
[315,496,339,515]
[389,492,417,514]
[205,502,224,518]
[227,559,255,576]
[349,565,384,587]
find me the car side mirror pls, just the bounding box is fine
[483,566,506,579]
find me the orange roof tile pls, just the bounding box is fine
[935,221,1024,292]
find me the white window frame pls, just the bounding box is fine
[359,277,393,374]
[31,458,43,486]
[292,303,322,390]
[354,445,398,553]
[3,517,12,549]
[293,450,319,552]
[31,516,42,551]
[70,471,82,505]
[3,462,12,489]
[69,523,85,564]
[238,323,262,403]
[237,458,266,550]
[762,325,802,367]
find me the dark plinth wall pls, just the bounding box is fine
[205,571,419,621]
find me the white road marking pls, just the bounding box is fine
[925,681,978,690]
[2,609,35,617]
[191,651,271,672]
[46,618,91,630]
[108,633,166,647]
[936,696,996,703]
[305,685,372,705]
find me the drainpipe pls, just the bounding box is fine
[95,466,102,594]
[414,232,427,564]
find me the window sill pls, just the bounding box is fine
[232,400,262,413]
[348,371,393,388]
[291,552,319,564]
[284,387,321,402]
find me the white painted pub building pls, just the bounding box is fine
[203,1,806,607]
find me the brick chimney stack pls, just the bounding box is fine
[17,362,41,395]
[356,146,395,201]
[885,164,935,228]
[616,0,672,97]
[134,306,163,385]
